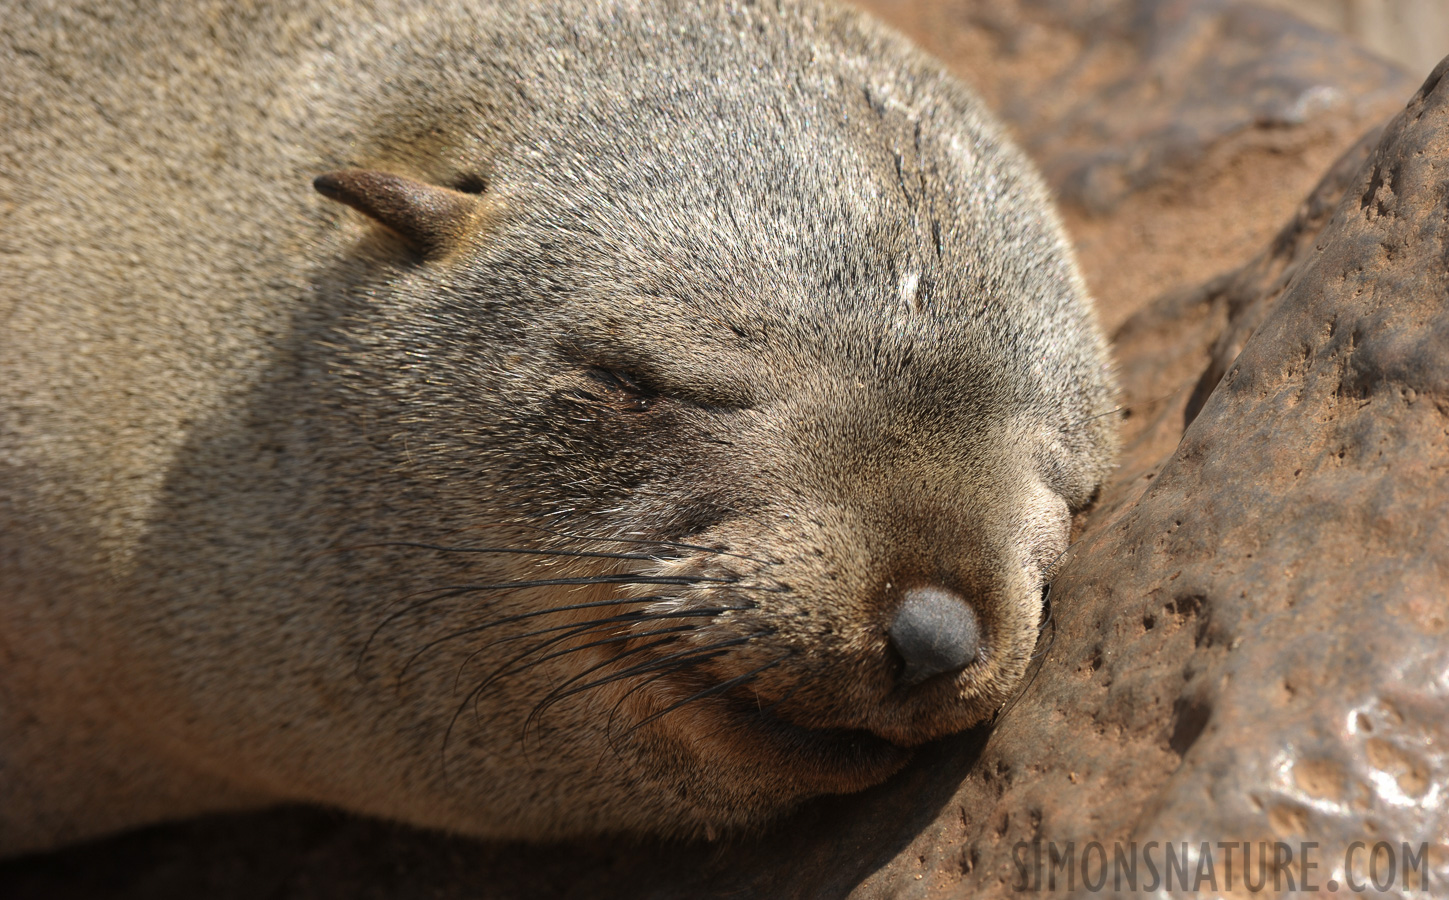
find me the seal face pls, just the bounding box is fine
[0,0,1116,851]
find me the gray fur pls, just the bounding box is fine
[0,0,1117,854]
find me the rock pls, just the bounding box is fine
[919,56,1449,899]
[1082,57,1449,896]
[1109,123,1384,492]
[2,2,1444,899]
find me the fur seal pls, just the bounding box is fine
[0,0,1117,854]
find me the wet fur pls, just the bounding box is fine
[0,0,1116,854]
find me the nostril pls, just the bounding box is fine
[889,586,980,687]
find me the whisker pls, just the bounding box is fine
[443,666,507,779]
[405,602,751,686]
[605,625,780,736]
[435,574,737,593]
[360,572,730,670]
[507,624,702,678]
[401,598,666,681]
[451,618,620,694]
[1079,384,1187,424]
[431,613,641,692]
[519,636,695,741]
[525,636,758,735]
[1082,404,1127,423]
[680,581,791,594]
[475,521,762,564]
[461,621,669,699]
[672,666,801,750]
[998,602,1056,725]
[488,605,748,655]
[441,630,685,774]
[752,674,802,718]
[364,541,665,563]
[605,669,675,736]
[1030,583,1056,661]
[619,656,789,738]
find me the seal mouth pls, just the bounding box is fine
[709,689,913,788]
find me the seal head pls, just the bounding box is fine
[299,0,1117,836]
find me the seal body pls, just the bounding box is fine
[0,0,1116,854]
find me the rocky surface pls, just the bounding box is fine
[3,2,1444,899]
[940,59,1449,899]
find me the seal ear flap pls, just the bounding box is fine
[314,168,482,257]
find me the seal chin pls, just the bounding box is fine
[720,696,914,790]
[629,688,914,807]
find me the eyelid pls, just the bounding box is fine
[591,367,652,396]
[580,359,755,412]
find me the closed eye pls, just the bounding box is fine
[571,360,754,413]
[587,367,656,412]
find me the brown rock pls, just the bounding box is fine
[1109,123,1384,494]
[1055,57,1449,896]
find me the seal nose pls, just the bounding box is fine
[889,586,980,687]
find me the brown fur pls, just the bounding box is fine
[0,0,1117,855]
